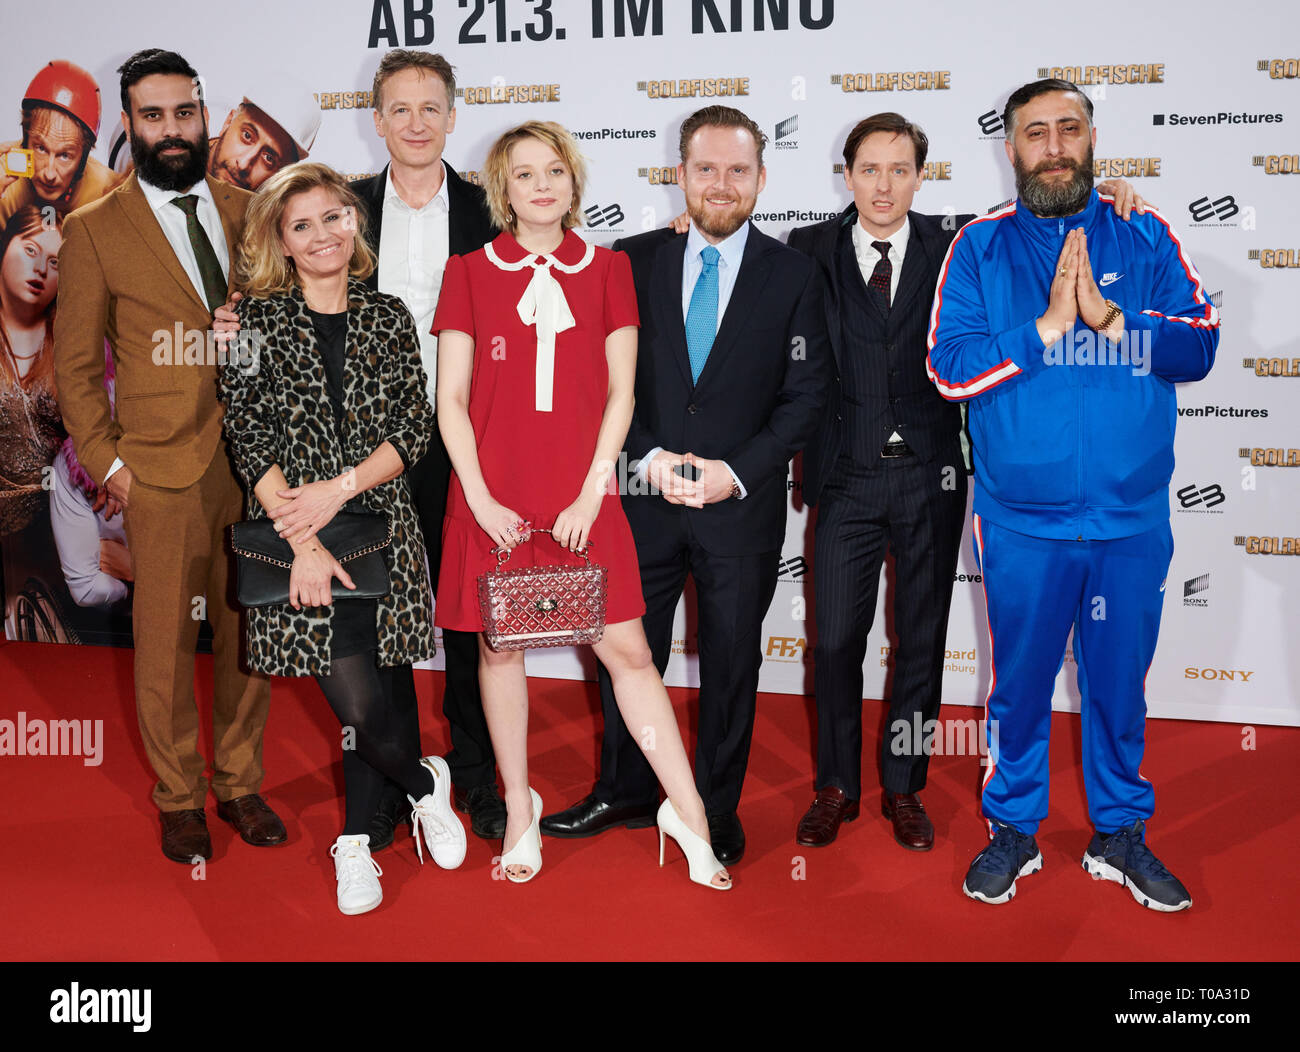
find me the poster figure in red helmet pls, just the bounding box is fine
[0,60,124,227]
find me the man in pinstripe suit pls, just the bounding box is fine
[787,113,970,851]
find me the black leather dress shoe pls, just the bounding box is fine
[368,785,411,852]
[453,783,507,840]
[707,811,745,865]
[539,792,658,838]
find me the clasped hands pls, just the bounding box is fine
[1036,228,1125,348]
[274,476,355,609]
[646,450,735,507]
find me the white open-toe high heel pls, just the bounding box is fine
[657,799,732,890]
[500,787,543,884]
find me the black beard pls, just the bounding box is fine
[130,126,209,192]
[1015,147,1094,218]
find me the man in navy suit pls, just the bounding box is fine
[541,106,831,864]
[787,113,970,852]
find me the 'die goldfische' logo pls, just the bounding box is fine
[636,76,749,99]
[455,82,560,105]
[1037,63,1164,84]
[832,70,951,91]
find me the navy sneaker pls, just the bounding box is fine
[1081,820,1192,912]
[962,821,1043,904]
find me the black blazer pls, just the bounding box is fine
[613,223,831,556]
[787,205,971,506]
[350,161,497,287]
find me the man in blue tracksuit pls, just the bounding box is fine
[927,79,1218,910]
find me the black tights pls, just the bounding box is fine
[313,653,432,836]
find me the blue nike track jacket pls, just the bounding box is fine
[926,190,1219,540]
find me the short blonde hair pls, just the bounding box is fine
[481,121,586,233]
[235,161,375,298]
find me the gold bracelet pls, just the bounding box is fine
[1097,299,1123,335]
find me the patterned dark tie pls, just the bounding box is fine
[868,240,892,313]
[170,195,227,313]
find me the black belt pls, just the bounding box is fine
[880,439,913,459]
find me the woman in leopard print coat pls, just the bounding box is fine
[219,163,463,917]
[220,275,435,677]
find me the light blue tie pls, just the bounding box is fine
[685,245,720,384]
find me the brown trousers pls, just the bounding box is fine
[122,448,270,811]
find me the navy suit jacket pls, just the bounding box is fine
[613,223,831,555]
[787,206,970,506]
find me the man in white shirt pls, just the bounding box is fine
[55,49,282,865]
[348,51,503,846]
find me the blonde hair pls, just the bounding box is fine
[481,121,586,233]
[235,161,375,298]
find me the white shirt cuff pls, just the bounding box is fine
[635,447,664,482]
[103,458,125,484]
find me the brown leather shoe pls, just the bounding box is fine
[795,787,860,847]
[216,794,288,846]
[160,808,212,863]
[881,791,934,851]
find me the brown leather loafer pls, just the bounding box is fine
[217,794,288,846]
[795,787,860,847]
[882,791,934,851]
[160,808,212,863]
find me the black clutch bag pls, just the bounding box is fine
[229,512,393,608]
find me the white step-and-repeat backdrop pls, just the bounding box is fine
[1,0,1295,725]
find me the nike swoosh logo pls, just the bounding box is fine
[1100,274,1124,287]
[1159,579,1166,592]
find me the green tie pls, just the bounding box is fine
[170,195,227,312]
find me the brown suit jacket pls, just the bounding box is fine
[54,172,251,488]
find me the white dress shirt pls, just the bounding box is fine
[639,221,750,498]
[105,177,229,483]
[851,216,910,443]
[378,162,450,410]
[680,220,749,328]
[850,214,909,303]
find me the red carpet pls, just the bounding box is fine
[0,639,1293,961]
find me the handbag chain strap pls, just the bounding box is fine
[492,527,594,568]
[232,519,393,570]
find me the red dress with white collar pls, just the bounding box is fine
[431,229,645,631]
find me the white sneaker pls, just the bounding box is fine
[330,834,383,915]
[409,756,467,870]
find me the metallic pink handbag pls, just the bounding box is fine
[477,528,607,651]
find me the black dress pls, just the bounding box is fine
[308,307,377,660]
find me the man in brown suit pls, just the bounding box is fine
[54,49,284,863]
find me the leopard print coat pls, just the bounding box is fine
[219,278,435,676]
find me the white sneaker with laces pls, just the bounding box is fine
[330,834,383,915]
[409,755,468,869]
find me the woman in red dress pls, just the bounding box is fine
[433,122,728,889]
